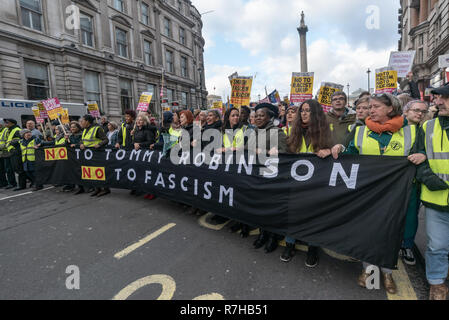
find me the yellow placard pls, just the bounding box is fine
[376,69,398,94]
[44,147,68,161]
[212,101,223,109]
[61,109,69,124]
[230,77,253,107]
[81,166,106,181]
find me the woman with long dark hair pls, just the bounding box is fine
[281,99,333,267]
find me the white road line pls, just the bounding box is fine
[114,223,176,260]
[0,186,55,201]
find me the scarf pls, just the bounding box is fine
[365,116,404,134]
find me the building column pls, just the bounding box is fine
[410,7,419,28]
[419,0,429,24]
[430,0,438,10]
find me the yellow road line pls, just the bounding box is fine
[114,223,176,260]
[387,259,418,300]
[198,213,230,230]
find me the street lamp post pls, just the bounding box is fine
[367,68,371,93]
[347,83,350,108]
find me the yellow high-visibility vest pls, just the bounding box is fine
[223,127,245,149]
[283,127,292,137]
[20,139,36,162]
[353,125,416,156]
[82,126,102,147]
[6,127,21,152]
[121,123,127,147]
[55,136,66,146]
[421,118,449,207]
[0,127,9,147]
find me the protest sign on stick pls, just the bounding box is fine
[290,72,314,105]
[42,97,63,121]
[317,82,344,113]
[137,92,153,112]
[87,101,101,119]
[230,77,253,108]
[375,67,398,94]
[388,51,415,78]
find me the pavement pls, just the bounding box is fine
[0,186,442,300]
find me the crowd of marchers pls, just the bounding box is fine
[1,82,449,300]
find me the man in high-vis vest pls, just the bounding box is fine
[115,109,136,150]
[3,119,21,190]
[416,84,449,300]
[78,114,109,197]
[19,129,42,191]
[0,119,10,188]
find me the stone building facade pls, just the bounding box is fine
[0,0,207,119]
[399,0,449,91]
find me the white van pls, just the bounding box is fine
[0,98,86,128]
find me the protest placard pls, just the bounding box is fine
[37,102,49,119]
[375,67,398,94]
[230,77,253,107]
[87,101,101,118]
[32,106,45,124]
[388,51,415,78]
[137,92,153,112]
[290,72,314,105]
[61,108,70,124]
[317,82,344,112]
[42,97,63,120]
[212,101,223,110]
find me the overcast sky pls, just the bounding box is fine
[191,0,401,101]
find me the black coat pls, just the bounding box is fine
[133,125,157,148]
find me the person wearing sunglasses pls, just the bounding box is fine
[331,93,427,295]
[326,91,356,145]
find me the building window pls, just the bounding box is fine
[179,27,186,45]
[114,0,125,12]
[141,2,149,25]
[120,78,133,113]
[181,56,188,78]
[165,50,174,73]
[418,48,424,63]
[166,89,174,103]
[80,13,94,47]
[419,34,424,46]
[181,92,187,106]
[163,17,171,37]
[85,71,101,111]
[24,60,49,100]
[20,0,43,31]
[147,84,156,113]
[116,28,128,58]
[144,40,153,65]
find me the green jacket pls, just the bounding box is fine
[326,107,356,145]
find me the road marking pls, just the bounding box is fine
[0,186,55,201]
[198,213,230,230]
[193,293,225,300]
[114,223,176,260]
[0,192,33,201]
[387,260,418,300]
[113,274,176,300]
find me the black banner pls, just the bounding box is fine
[36,147,416,269]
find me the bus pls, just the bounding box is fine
[0,98,86,128]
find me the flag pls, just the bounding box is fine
[259,90,281,104]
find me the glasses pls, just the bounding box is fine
[331,97,346,102]
[300,109,311,114]
[410,109,429,115]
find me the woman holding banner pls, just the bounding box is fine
[281,99,333,267]
[250,103,288,253]
[332,93,427,294]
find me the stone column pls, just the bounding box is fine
[297,12,308,73]
[419,0,429,24]
[410,7,419,28]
